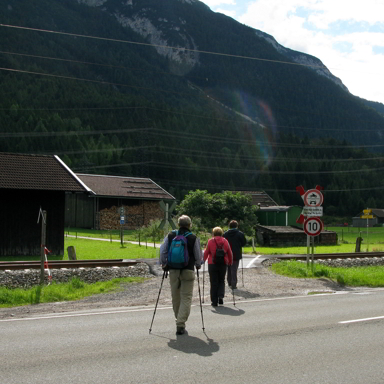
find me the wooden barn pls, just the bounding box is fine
[0,152,92,256]
[352,209,384,227]
[256,225,338,246]
[239,191,278,207]
[65,174,176,230]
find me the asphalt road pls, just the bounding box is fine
[1,289,384,384]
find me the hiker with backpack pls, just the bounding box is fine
[223,220,247,290]
[159,215,203,335]
[203,227,233,307]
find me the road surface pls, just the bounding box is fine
[1,288,384,383]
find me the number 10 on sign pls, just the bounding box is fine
[304,217,323,237]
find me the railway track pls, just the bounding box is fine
[267,251,384,261]
[0,259,139,271]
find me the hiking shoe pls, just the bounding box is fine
[218,298,224,305]
[176,327,185,335]
[211,302,218,307]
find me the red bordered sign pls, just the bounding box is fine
[303,189,323,207]
[303,217,323,236]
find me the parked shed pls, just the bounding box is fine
[0,152,92,256]
[256,206,303,227]
[352,209,384,227]
[65,174,176,230]
[256,225,337,246]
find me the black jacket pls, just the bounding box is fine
[223,229,246,261]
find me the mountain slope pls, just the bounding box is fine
[1,0,384,214]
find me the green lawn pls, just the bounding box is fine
[0,277,144,308]
[63,238,160,260]
[1,238,160,262]
[271,260,384,287]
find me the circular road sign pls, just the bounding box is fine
[304,217,323,236]
[303,189,323,207]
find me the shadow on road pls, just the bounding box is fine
[232,288,260,299]
[168,333,219,356]
[211,306,245,317]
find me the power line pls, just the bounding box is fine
[150,161,384,175]
[2,102,384,133]
[72,160,152,171]
[146,146,384,163]
[151,128,384,149]
[0,23,336,70]
[0,67,195,97]
[0,127,152,138]
[1,25,384,131]
[150,177,384,193]
[0,50,208,81]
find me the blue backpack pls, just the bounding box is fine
[167,230,192,269]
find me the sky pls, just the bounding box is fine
[199,0,384,105]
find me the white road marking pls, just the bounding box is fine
[245,255,262,268]
[0,293,332,322]
[2,288,383,323]
[339,315,384,324]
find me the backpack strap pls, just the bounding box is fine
[213,237,223,249]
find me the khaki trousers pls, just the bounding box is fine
[169,269,195,328]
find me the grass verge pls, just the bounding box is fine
[270,260,384,287]
[0,276,145,308]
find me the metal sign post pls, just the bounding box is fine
[38,208,47,285]
[297,185,324,272]
[361,209,373,252]
[120,206,125,247]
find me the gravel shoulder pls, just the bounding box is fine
[0,262,356,320]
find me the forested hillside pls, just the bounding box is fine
[1,0,384,216]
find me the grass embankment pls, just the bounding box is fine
[2,226,384,308]
[0,277,144,308]
[271,261,384,287]
[1,235,156,308]
[4,238,160,262]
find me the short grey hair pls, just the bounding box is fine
[178,215,192,228]
[212,227,223,236]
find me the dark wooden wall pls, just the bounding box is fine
[65,193,94,228]
[0,189,66,256]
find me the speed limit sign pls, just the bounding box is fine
[303,217,323,236]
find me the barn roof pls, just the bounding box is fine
[76,174,175,200]
[257,206,297,212]
[256,225,304,233]
[238,191,278,207]
[0,152,92,192]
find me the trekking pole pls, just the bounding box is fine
[241,257,244,287]
[149,270,167,334]
[232,287,236,307]
[202,260,205,303]
[196,269,205,331]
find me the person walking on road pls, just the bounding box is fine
[204,227,233,307]
[160,215,202,335]
[223,220,246,290]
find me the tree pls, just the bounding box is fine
[176,190,258,235]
